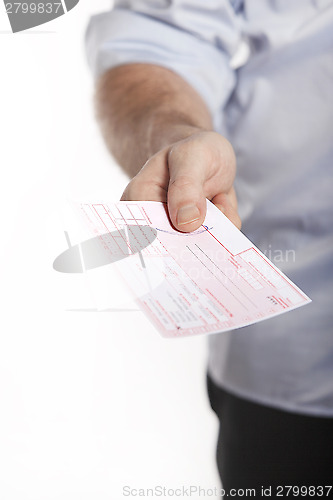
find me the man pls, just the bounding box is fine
[86,1,333,493]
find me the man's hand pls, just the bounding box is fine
[121,129,241,232]
[95,64,241,230]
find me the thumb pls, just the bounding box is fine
[167,146,208,232]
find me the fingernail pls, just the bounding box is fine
[177,205,200,226]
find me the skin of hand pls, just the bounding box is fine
[95,64,241,232]
[120,130,241,233]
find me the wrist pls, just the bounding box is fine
[145,117,211,158]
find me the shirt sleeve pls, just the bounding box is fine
[85,0,242,117]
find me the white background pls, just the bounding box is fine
[0,1,221,498]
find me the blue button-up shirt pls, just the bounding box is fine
[86,0,333,416]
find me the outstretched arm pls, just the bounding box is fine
[95,63,241,232]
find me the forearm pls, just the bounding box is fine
[95,63,213,177]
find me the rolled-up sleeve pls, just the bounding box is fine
[85,0,242,117]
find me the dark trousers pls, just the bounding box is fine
[207,375,333,498]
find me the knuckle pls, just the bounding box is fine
[170,174,195,190]
[170,137,207,159]
[127,173,159,200]
[125,177,144,198]
[221,138,236,164]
